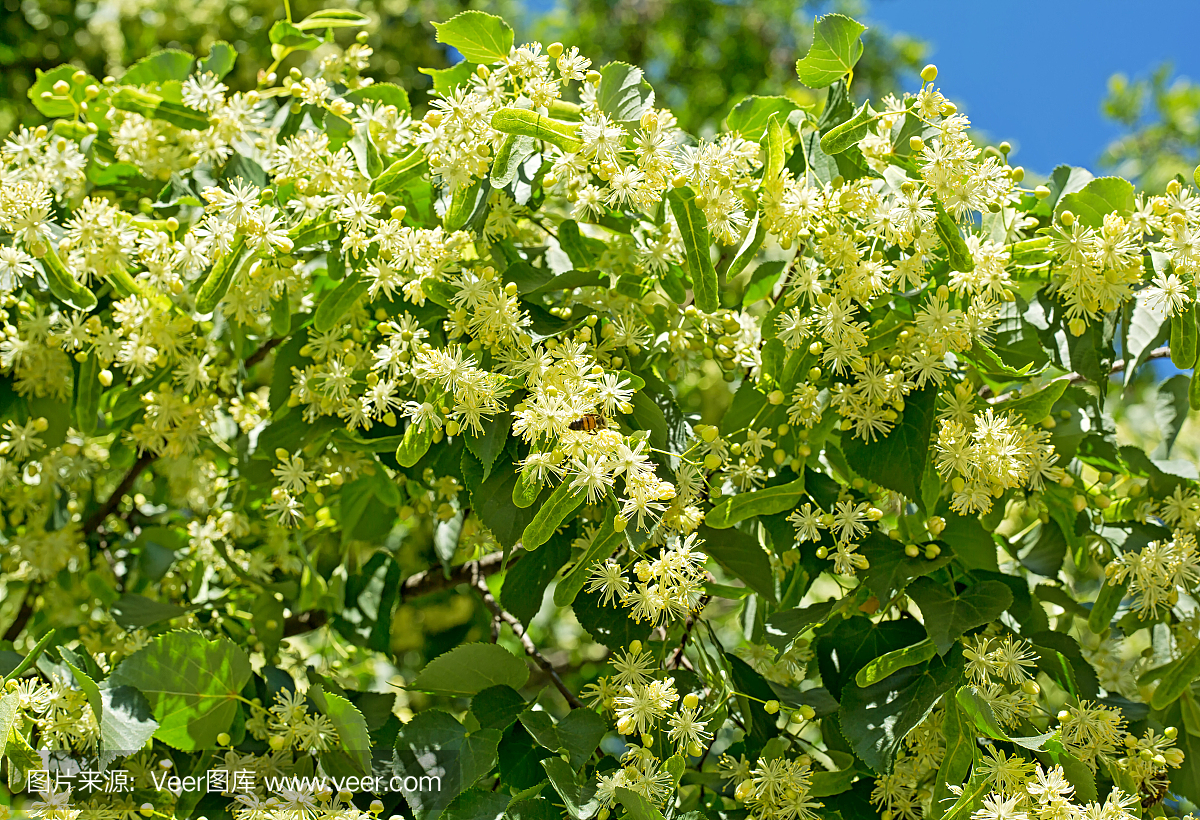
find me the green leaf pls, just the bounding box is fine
[352,82,411,115]
[39,244,97,310]
[556,708,607,769]
[615,787,667,820]
[667,187,718,313]
[842,385,937,501]
[1150,642,1200,710]
[444,177,490,232]
[197,41,236,78]
[556,220,597,270]
[74,351,102,435]
[934,201,975,273]
[310,685,372,775]
[490,109,583,153]
[726,654,782,753]
[1155,374,1192,456]
[28,65,97,118]
[111,593,189,628]
[470,685,526,732]
[0,691,22,757]
[314,268,370,332]
[419,62,475,96]
[554,508,625,607]
[908,577,1013,655]
[396,421,434,467]
[269,20,322,49]
[765,599,841,648]
[794,13,867,89]
[993,377,1070,423]
[394,710,501,818]
[724,214,767,287]
[541,756,599,819]
[941,767,991,820]
[195,235,248,314]
[596,62,656,125]
[521,481,586,550]
[809,767,856,798]
[433,11,514,64]
[411,643,529,696]
[743,260,785,306]
[854,638,937,688]
[1170,304,1199,368]
[697,524,776,602]
[931,699,973,820]
[465,411,510,480]
[295,8,371,30]
[820,102,874,155]
[491,134,537,188]
[1055,176,1135,228]
[838,648,963,773]
[108,630,251,751]
[706,475,805,529]
[372,146,427,196]
[762,112,788,188]
[122,49,194,85]
[953,686,1007,741]
[475,462,542,550]
[1087,576,1128,634]
[727,96,800,141]
[859,531,954,601]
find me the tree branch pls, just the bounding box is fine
[282,550,522,637]
[469,565,583,709]
[83,452,155,536]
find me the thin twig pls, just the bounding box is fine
[246,336,286,370]
[401,549,520,598]
[282,549,522,637]
[469,566,582,709]
[981,345,1172,402]
[669,594,710,669]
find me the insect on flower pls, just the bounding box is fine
[569,413,607,433]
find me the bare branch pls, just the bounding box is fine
[469,564,583,709]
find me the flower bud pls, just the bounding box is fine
[909,136,925,153]
[683,693,699,709]
[1034,185,1051,199]
[547,42,564,59]
[920,64,938,82]
[767,389,784,405]
[905,544,920,558]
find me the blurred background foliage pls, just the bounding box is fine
[1102,63,1200,193]
[0,0,923,136]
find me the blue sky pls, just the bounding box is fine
[861,0,1200,177]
